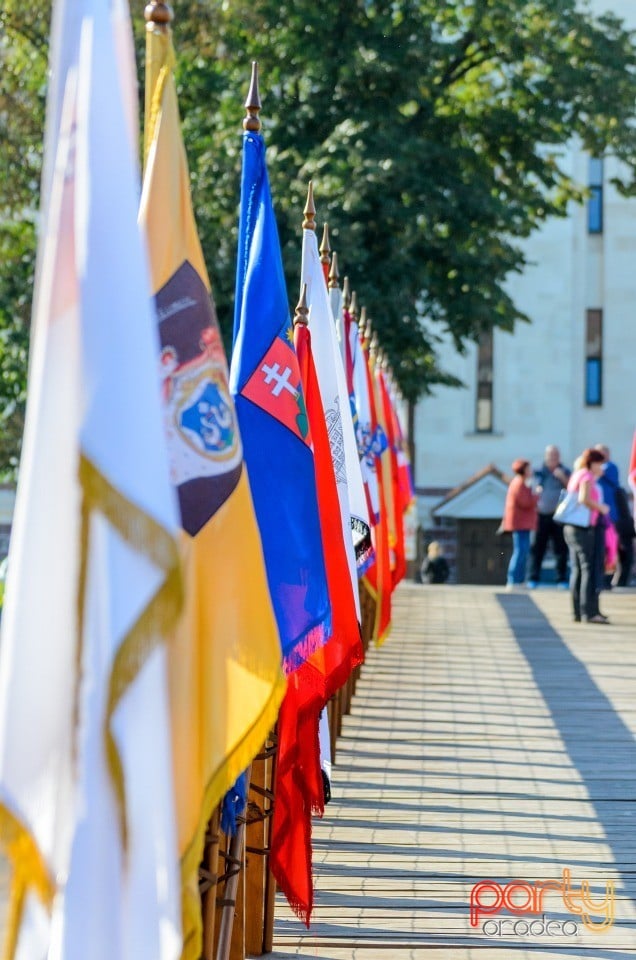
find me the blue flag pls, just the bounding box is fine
[221,773,247,837]
[230,130,331,669]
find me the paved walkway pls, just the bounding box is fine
[270,583,636,960]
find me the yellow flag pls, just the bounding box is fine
[139,20,285,960]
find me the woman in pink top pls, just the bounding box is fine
[564,448,610,623]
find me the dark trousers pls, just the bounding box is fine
[564,524,599,620]
[614,534,634,586]
[529,512,569,582]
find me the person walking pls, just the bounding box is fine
[528,445,570,588]
[503,459,538,590]
[563,448,610,624]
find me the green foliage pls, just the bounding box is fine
[0,1,48,476]
[1,0,636,474]
[174,0,636,402]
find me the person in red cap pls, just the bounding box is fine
[503,459,539,589]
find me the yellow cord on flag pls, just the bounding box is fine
[144,40,176,168]
[78,455,183,850]
[0,803,55,960]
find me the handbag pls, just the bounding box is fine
[553,489,591,528]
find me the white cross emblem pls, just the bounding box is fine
[261,362,298,398]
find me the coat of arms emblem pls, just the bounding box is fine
[156,261,242,535]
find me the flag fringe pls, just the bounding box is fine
[0,802,55,960]
[277,887,312,929]
[78,454,183,848]
[282,616,332,676]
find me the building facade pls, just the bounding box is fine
[413,0,636,580]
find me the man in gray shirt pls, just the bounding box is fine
[528,445,571,588]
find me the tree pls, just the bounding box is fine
[1,0,636,474]
[176,0,636,400]
[0,2,48,474]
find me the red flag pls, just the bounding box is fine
[270,670,322,923]
[296,317,363,696]
[391,391,416,515]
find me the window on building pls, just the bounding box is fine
[588,157,603,234]
[476,330,493,432]
[585,309,602,406]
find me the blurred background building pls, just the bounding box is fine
[413,0,636,582]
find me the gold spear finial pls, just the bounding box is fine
[342,276,351,309]
[370,330,379,359]
[328,251,340,290]
[303,181,316,231]
[319,223,331,266]
[350,291,359,321]
[144,0,173,27]
[244,61,262,133]
[360,307,371,345]
[293,283,310,326]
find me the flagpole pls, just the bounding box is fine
[214,60,261,960]
[213,62,265,960]
[201,808,221,960]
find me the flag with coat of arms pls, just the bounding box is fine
[139,25,285,960]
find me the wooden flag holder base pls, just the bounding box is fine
[199,734,278,960]
[198,587,375,960]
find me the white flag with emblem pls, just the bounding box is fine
[351,318,380,525]
[0,0,182,958]
[301,206,370,613]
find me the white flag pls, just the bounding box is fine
[301,224,370,617]
[0,1,182,958]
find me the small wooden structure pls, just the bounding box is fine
[432,464,510,584]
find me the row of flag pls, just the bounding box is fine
[0,2,414,959]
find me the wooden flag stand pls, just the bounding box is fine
[200,808,221,960]
[245,734,278,955]
[199,732,278,960]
